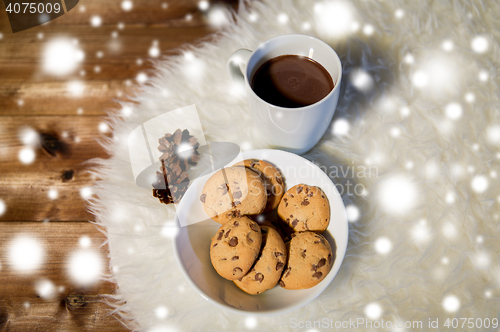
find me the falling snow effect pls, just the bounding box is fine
[181,52,206,81]
[245,317,258,329]
[240,141,252,151]
[8,236,45,273]
[121,0,133,11]
[350,68,373,92]
[465,92,475,103]
[487,125,500,145]
[379,175,417,214]
[442,222,458,239]
[445,103,462,120]
[67,80,85,97]
[19,147,36,164]
[149,45,160,58]
[400,106,410,117]
[69,0,500,330]
[471,36,489,53]
[333,118,350,136]
[198,0,209,11]
[36,279,56,300]
[122,106,133,117]
[248,12,258,22]
[445,192,455,204]
[362,24,374,36]
[346,204,360,222]
[90,16,102,27]
[155,306,169,319]
[68,250,103,286]
[442,295,460,313]
[425,161,439,179]
[375,237,392,255]
[474,252,490,269]
[418,56,460,94]
[48,188,58,200]
[404,53,415,64]
[471,175,488,193]
[390,127,401,137]
[314,1,355,38]
[207,6,231,27]
[137,72,148,84]
[79,235,92,248]
[442,40,453,51]
[365,302,382,319]
[43,38,84,76]
[412,219,431,244]
[277,13,288,25]
[0,199,6,216]
[19,127,39,146]
[161,223,179,238]
[478,70,488,81]
[412,70,428,88]
[80,187,93,199]
[395,9,404,19]
[98,122,110,133]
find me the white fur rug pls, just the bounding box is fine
[90,0,500,330]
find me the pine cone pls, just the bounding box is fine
[152,129,200,204]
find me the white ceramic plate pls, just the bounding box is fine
[172,149,348,316]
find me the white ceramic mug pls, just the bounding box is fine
[227,34,342,154]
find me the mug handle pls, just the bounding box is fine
[227,49,252,85]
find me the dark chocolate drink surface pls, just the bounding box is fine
[251,55,334,108]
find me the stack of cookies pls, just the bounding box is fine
[200,159,335,295]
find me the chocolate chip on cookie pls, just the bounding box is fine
[201,166,267,224]
[277,184,330,233]
[233,159,285,212]
[279,231,334,290]
[210,216,262,280]
[233,226,287,295]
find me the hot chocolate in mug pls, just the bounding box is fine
[227,34,342,154]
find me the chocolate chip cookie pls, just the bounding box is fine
[279,232,333,290]
[277,184,330,232]
[233,226,287,295]
[233,159,284,212]
[201,166,267,224]
[210,216,263,280]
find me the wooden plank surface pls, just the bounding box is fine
[0,26,216,116]
[0,116,109,221]
[0,222,124,331]
[0,0,240,330]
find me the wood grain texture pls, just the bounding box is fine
[0,26,218,116]
[0,222,126,331]
[0,0,240,330]
[0,0,238,116]
[0,116,110,221]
